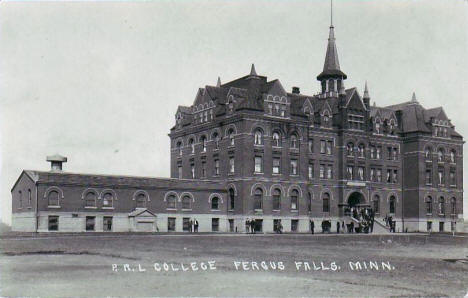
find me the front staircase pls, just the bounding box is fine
[345,216,391,234]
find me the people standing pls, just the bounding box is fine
[336,222,340,234]
[310,220,315,234]
[341,221,345,233]
[250,220,255,234]
[278,221,283,234]
[194,219,199,233]
[189,219,193,233]
[246,219,250,233]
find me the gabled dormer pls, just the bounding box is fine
[263,79,289,118]
[302,98,314,123]
[320,100,333,128]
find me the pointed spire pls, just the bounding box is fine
[216,76,221,87]
[411,92,417,102]
[250,63,257,76]
[363,81,370,99]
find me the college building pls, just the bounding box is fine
[11,20,464,233]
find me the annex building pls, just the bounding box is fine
[11,20,464,233]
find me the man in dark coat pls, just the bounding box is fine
[310,220,315,234]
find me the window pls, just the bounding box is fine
[190,164,195,179]
[229,188,235,210]
[273,158,281,174]
[387,147,393,160]
[437,148,444,162]
[18,191,22,209]
[229,157,235,174]
[326,140,333,155]
[273,219,282,232]
[291,220,298,232]
[102,192,114,208]
[308,140,314,153]
[136,193,146,208]
[322,193,330,213]
[167,195,176,209]
[290,134,298,149]
[427,221,432,232]
[48,216,59,231]
[358,144,365,158]
[439,221,444,232]
[376,146,381,159]
[449,170,456,186]
[48,190,60,207]
[426,196,433,214]
[201,161,206,178]
[211,197,219,210]
[386,169,392,183]
[254,156,263,173]
[176,141,182,156]
[86,216,95,231]
[327,165,333,179]
[228,129,235,146]
[178,166,183,179]
[389,196,396,214]
[103,216,113,231]
[357,167,364,180]
[213,133,219,150]
[168,217,176,231]
[28,189,31,207]
[189,138,195,154]
[272,132,281,147]
[425,169,432,185]
[212,218,219,232]
[200,136,207,152]
[450,150,455,163]
[308,163,314,178]
[425,147,432,160]
[373,195,380,214]
[439,197,445,215]
[320,140,326,154]
[272,188,281,211]
[254,188,263,210]
[214,159,220,176]
[254,129,263,145]
[375,120,381,134]
[370,145,376,159]
[393,148,398,160]
[183,217,190,232]
[451,197,456,215]
[319,164,325,179]
[182,195,192,210]
[438,168,444,185]
[347,143,354,156]
[290,189,298,211]
[290,159,298,175]
[376,169,382,182]
[347,166,354,180]
[392,170,398,183]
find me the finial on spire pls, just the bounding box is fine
[411,92,417,102]
[330,0,333,27]
[250,63,257,76]
[216,76,221,87]
[363,81,370,98]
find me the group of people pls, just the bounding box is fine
[245,218,259,234]
[384,215,396,233]
[187,218,199,233]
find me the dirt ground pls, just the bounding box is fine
[0,233,467,297]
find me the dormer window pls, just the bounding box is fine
[375,119,382,134]
[389,119,396,135]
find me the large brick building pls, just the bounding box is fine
[11,22,464,233]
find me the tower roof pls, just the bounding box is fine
[317,25,347,81]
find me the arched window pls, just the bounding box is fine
[290,134,299,149]
[272,188,281,211]
[200,136,207,152]
[182,195,192,209]
[227,129,235,146]
[438,197,445,215]
[450,149,455,163]
[358,144,365,158]
[212,132,219,150]
[253,188,263,210]
[176,141,182,156]
[48,190,60,207]
[437,148,444,162]
[425,147,432,160]
[451,197,456,215]
[211,197,219,210]
[254,129,263,145]
[426,196,433,214]
[136,193,147,208]
[189,138,195,154]
[323,112,330,125]
[322,193,330,213]
[389,196,396,214]
[272,132,281,147]
[85,191,97,208]
[373,195,380,214]
[102,192,114,208]
[229,188,235,210]
[347,142,354,156]
[167,195,176,209]
[375,119,381,134]
[290,189,299,210]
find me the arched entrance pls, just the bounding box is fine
[347,192,364,208]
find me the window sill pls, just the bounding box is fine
[254,172,264,175]
[166,208,177,211]
[290,174,299,177]
[102,207,114,210]
[48,206,61,209]
[181,209,192,211]
[272,173,281,176]
[290,210,299,213]
[85,206,97,209]
[272,209,280,212]
[211,209,220,212]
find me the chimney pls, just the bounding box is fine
[46,154,67,171]
[292,87,300,94]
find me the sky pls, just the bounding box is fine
[0,0,467,225]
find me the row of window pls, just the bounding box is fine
[47,215,113,232]
[17,189,32,209]
[425,196,457,215]
[424,147,457,163]
[346,143,399,161]
[425,167,457,186]
[346,167,398,183]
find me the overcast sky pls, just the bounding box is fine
[1,0,467,224]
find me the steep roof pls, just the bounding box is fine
[317,26,347,80]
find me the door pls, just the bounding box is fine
[137,222,154,232]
